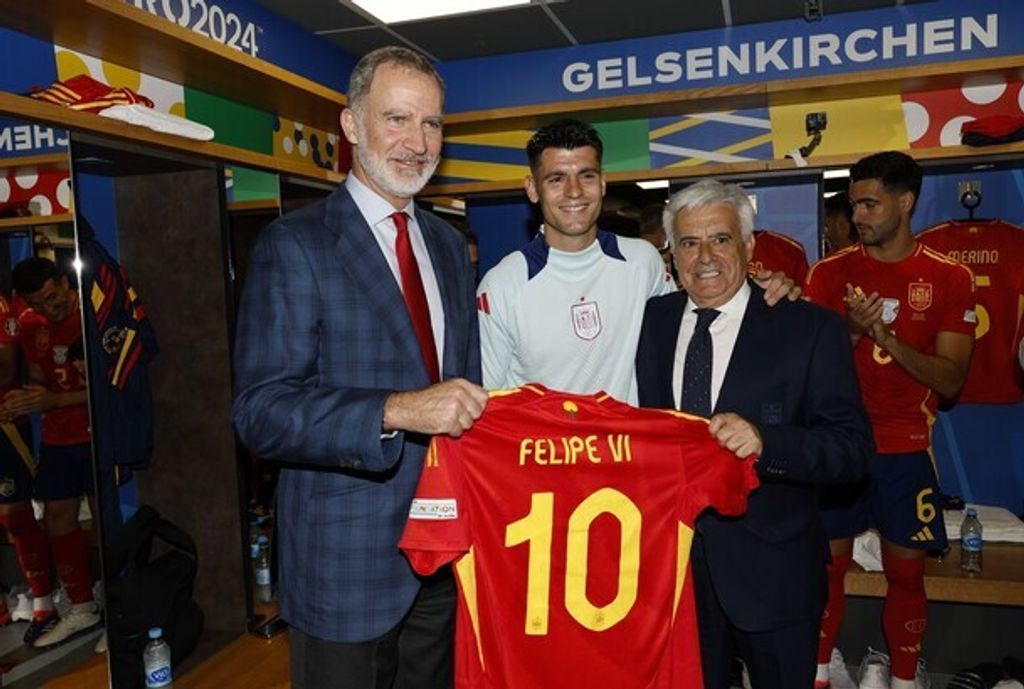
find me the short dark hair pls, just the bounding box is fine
[12,257,61,294]
[850,151,923,214]
[824,191,853,222]
[347,46,444,113]
[526,119,603,172]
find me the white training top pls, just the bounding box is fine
[477,230,675,403]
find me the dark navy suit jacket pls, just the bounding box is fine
[232,185,480,643]
[636,282,872,631]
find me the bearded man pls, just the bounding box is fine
[233,46,487,689]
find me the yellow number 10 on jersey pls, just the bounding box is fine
[504,488,642,636]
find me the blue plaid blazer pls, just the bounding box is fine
[232,185,480,643]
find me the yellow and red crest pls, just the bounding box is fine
[908,282,933,311]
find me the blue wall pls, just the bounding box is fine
[468,196,536,276]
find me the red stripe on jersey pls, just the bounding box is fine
[477,293,490,315]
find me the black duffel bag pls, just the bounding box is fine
[104,505,204,688]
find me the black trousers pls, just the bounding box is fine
[289,570,456,689]
[692,537,820,689]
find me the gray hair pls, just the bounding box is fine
[347,46,445,113]
[663,179,755,248]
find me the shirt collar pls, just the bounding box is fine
[684,280,751,320]
[345,172,416,227]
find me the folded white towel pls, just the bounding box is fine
[99,104,215,141]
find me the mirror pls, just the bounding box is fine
[66,134,247,687]
[0,115,108,688]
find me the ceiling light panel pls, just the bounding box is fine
[351,0,531,24]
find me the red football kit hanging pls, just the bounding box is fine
[917,218,1024,403]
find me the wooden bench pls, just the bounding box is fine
[845,542,1024,606]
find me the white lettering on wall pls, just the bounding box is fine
[559,12,1002,96]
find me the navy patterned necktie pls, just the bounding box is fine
[680,308,720,417]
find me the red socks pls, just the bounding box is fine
[818,552,853,663]
[0,509,53,599]
[882,552,927,681]
[49,529,94,605]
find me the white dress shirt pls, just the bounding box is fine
[672,282,751,412]
[345,173,445,371]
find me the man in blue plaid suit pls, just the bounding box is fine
[233,46,488,689]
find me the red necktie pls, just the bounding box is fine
[392,211,440,383]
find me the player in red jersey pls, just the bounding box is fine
[748,229,809,284]
[917,218,1024,403]
[0,293,51,634]
[1,258,102,647]
[804,152,975,689]
[400,385,759,689]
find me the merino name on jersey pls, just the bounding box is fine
[400,385,759,689]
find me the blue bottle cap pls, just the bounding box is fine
[966,507,977,518]
[148,627,162,639]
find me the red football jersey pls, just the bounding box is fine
[400,385,759,689]
[18,294,90,446]
[805,244,975,453]
[749,230,810,285]
[917,219,1024,403]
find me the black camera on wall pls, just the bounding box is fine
[805,111,828,135]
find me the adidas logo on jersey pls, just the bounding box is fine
[910,526,935,542]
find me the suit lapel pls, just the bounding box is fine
[656,293,688,409]
[325,187,428,380]
[715,281,769,413]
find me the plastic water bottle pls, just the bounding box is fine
[960,508,983,574]
[255,535,273,603]
[143,627,173,688]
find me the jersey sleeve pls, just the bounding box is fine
[803,260,842,314]
[399,436,472,576]
[477,264,520,390]
[938,262,977,336]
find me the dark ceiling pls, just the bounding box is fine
[253,0,933,63]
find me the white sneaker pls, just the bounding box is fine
[11,592,33,622]
[94,630,108,654]
[829,648,858,689]
[858,648,891,689]
[33,604,102,648]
